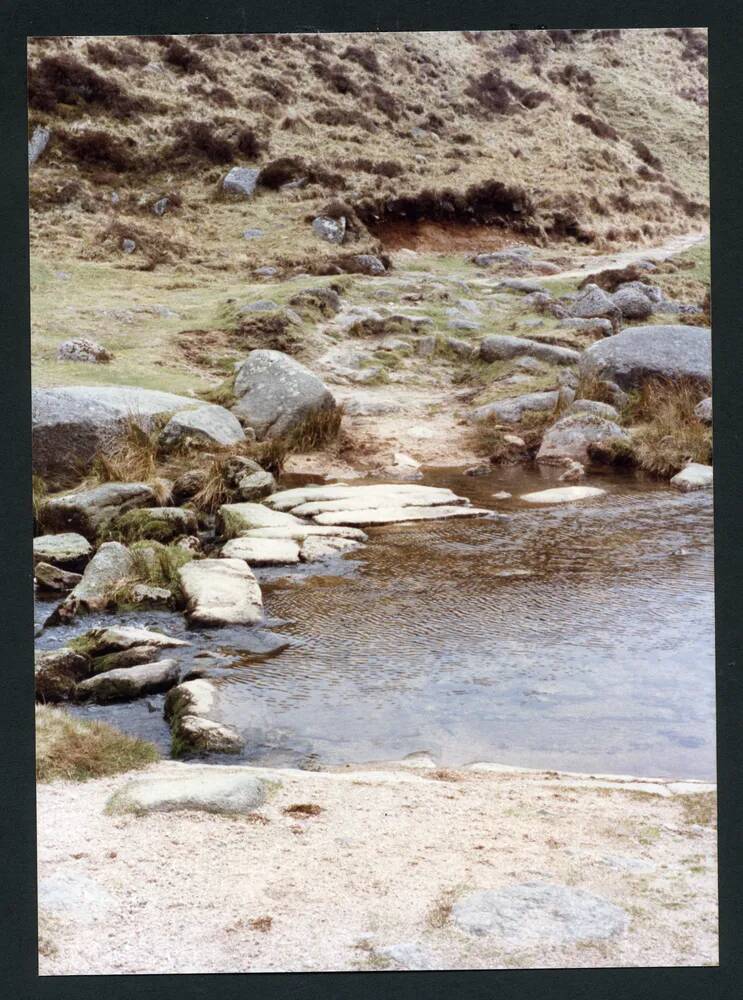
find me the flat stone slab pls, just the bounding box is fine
[313,505,491,526]
[451,883,628,946]
[221,536,301,565]
[300,535,362,560]
[521,486,607,504]
[106,770,271,816]
[471,391,559,425]
[33,532,92,569]
[159,405,246,450]
[56,542,136,618]
[670,463,713,491]
[265,483,461,511]
[75,659,180,703]
[244,525,368,542]
[40,482,159,540]
[78,625,190,656]
[219,502,303,538]
[179,558,263,626]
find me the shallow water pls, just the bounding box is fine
[36,465,716,780]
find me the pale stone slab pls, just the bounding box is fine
[179,559,263,626]
[520,486,606,504]
[670,463,713,492]
[243,525,368,542]
[265,483,459,511]
[312,505,491,526]
[219,502,302,537]
[221,536,301,565]
[107,771,270,815]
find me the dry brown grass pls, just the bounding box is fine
[36,705,159,782]
[624,378,712,476]
[89,417,163,484]
[679,792,716,828]
[283,802,324,817]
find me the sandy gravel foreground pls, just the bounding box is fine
[36,758,718,974]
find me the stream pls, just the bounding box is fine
[35,466,716,780]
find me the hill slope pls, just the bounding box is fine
[28,28,708,274]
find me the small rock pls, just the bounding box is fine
[255,266,278,277]
[222,167,260,198]
[121,238,136,254]
[492,491,512,499]
[243,228,264,240]
[470,391,559,425]
[503,434,526,447]
[33,532,92,570]
[128,584,173,609]
[446,336,475,357]
[352,254,386,276]
[612,286,654,320]
[235,469,276,501]
[521,486,606,504]
[152,197,169,217]
[537,413,631,465]
[695,397,712,424]
[35,648,91,702]
[558,461,586,482]
[57,338,113,364]
[670,463,713,492]
[312,216,346,244]
[570,284,620,321]
[28,125,51,167]
[159,405,246,451]
[558,317,613,337]
[465,465,491,477]
[479,335,579,367]
[35,562,82,591]
[568,399,620,421]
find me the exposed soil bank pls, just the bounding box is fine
[37,757,717,974]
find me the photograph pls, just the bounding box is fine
[29,26,716,974]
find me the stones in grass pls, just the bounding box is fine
[121,238,136,254]
[113,506,198,544]
[611,285,654,320]
[106,769,271,816]
[536,413,631,465]
[35,648,91,703]
[470,391,560,425]
[33,532,92,571]
[695,397,712,424]
[670,463,713,492]
[451,883,628,946]
[178,558,263,626]
[234,469,276,502]
[558,317,613,338]
[57,338,113,364]
[40,482,160,540]
[312,215,346,244]
[222,166,260,198]
[579,325,712,390]
[570,283,620,321]
[478,335,580,367]
[520,486,606,504]
[75,659,181,704]
[567,399,620,421]
[34,562,82,591]
[159,405,246,451]
[231,350,337,441]
[28,125,51,167]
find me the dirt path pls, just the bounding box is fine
[546,230,708,282]
[37,757,717,974]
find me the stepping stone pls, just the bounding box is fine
[76,625,190,656]
[670,463,713,492]
[75,659,180,703]
[179,559,263,626]
[451,883,628,946]
[520,486,606,504]
[221,536,301,566]
[33,532,92,569]
[300,535,362,561]
[243,525,368,542]
[219,502,302,538]
[312,505,491,526]
[106,770,271,816]
[264,483,460,511]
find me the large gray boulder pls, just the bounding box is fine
[159,405,246,450]
[32,386,205,484]
[537,413,630,465]
[75,659,180,703]
[470,391,559,425]
[33,532,92,570]
[232,350,336,440]
[40,482,159,540]
[451,883,628,946]
[579,325,712,390]
[479,335,579,367]
[222,167,260,198]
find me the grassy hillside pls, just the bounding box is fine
[28,29,708,276]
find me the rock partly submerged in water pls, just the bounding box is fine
[670,463,713,492]
[537,413,630,465]
[35,647,91,702]
[165,678,245,754]
[34,562,82,591]
[53,542,136,621]
[179,558,263,626]
[33,532,93,571]
[520,486,606,504]
[75,659,181,704]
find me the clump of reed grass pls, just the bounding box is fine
[623,378,712,476]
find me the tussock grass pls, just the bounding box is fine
[623,378,712,476]
[679,791,716,827]
[36,705,158,782]
[90,416,163,485]
[33,474,48,530]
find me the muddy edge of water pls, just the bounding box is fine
[36,465,716,781]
